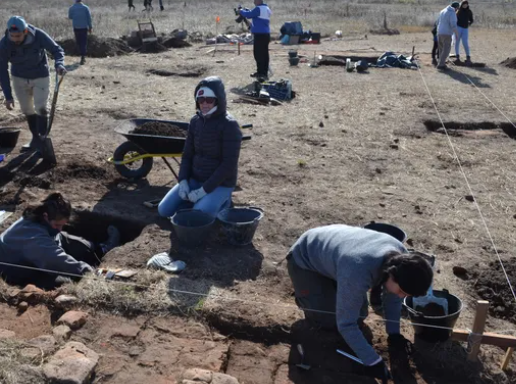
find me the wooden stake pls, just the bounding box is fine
[238,42,241,56]
[467,300,490,361]
[501,347,514,371]
[452,330,516,348]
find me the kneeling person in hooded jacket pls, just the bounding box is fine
[158,76,243,219]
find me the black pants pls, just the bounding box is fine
[1,232,102,290]
[253,33,270,77]
[432,39,439,61]
[287,254,369,329]
[74,28,88,57]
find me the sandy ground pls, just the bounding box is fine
[1,29,516,383]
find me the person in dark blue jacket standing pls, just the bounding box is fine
[158,76,243,219]
[239,0,272,81]
[69,0,93,65]
[0,16,66,152]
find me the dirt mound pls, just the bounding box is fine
[474,260,516,320]
[415,302,446,316]
[147,67,206,78]
[501,57,516,69]
[58,36,132,58]
[132,122,187,137]
[55,162,111,180]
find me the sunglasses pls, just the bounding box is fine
[197,97,216,104]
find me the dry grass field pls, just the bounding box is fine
[1,1,516,384]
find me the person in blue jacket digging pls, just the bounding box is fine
[68,0,93,65]
[158,76,243,219]
[239,0,272,82]
[287,224,434,383]
[0,16,66,152]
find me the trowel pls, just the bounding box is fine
[296,344,311,371]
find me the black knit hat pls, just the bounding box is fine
[389,254,433,297]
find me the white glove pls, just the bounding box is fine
[188,187,207,203]
[178,180,190,200]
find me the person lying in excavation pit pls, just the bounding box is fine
[0,193,121,289]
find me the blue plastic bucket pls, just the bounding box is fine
[171,209,215,247]
[364,222,407,243]
[217,207,264,246]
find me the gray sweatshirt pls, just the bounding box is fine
[0,218,92,282]
[290,224,407,365]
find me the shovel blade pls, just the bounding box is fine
[40,137,57,165]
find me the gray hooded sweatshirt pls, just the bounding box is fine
[290,224,407,365]
[0,217,92,283]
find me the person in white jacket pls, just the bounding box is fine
[437,1,460,70]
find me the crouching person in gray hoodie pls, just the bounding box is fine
[287,224,433,383]
[0,16,66,152]
[0,193,120,290]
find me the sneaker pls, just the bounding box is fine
[250,72,259,78]
[437,65,448,71]
[80,56,86,65]
[431,58,437,66]
[100,225,121,254]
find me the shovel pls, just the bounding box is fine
[39,73,65,165]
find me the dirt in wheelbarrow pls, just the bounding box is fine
[131,122,187,137]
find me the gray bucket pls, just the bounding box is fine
[403,289,463,342]
[171,209,215,247]
[217,207,264,246]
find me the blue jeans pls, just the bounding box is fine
[158,179,233,218]
[74,28,88,57]
[455,26,470,56]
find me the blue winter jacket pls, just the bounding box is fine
[0,25,65,101]
[240,3,271,34]
[178,77,243,194]
[68,2,93,30]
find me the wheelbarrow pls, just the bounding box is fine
[108,118,252,180]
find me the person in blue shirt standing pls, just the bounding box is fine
[239,0,272,82]
[0,16,66,152]
[68,0,92,65]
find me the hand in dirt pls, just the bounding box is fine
[188,187,207,203]
[388,334,413,356]
[4,99,14,110]
[56,66,67,76]
[363,360,392,384]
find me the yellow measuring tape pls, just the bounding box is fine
[107,153,182,165]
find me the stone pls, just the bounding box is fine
[18,301,29,312]
[55,295,79,307]
[57,311,88,330]
[27,335,56,354]
[212,373,240,384]
[182,368,212,382]
[53,325,72,343]
[111,324,141,338]
[43,341,99,384]
[20,347,42,361]
[12,364,45,384]
[18,284,47,304]
[0,329,16,339]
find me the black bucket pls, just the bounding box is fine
[364,222,407,243]
[171,209,215,247]
[217,207,264,246]
[0,128,21,149]
[403,290,463,342]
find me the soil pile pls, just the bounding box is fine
[501,57,516,69]
[474,260,516,320]
[58,36,132,58]
[132,122,187,137]
[416,302,446,316]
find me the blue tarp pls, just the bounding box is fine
[280,21,303,37]
[372,51,417,69]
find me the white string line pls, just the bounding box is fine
[1,260,514,336]
[415,62,516,306]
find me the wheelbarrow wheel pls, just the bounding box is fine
[113,141,153,180]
